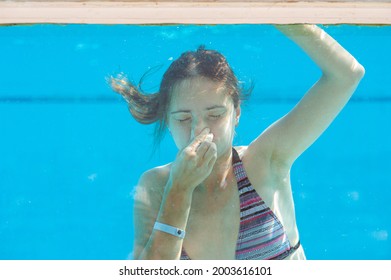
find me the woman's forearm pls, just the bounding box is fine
[137,181,193,260]
[275,24,365,82]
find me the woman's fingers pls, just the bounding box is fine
[195,133,214,157]
[186,128,210,152]
[205,142,218,170]
[207,153,218,171]
[195,141,208,160]
[171,131,217,190]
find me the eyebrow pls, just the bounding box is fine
[170,105,226,115]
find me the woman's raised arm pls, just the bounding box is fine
[248,24,365,167]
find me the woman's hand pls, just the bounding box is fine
[168,127,217,195]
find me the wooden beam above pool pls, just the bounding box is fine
[1,1,390,25]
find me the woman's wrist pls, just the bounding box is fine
[274,24,320,40]
[153,222,186,239]
[163,182,193,212]
[165,176,196,200]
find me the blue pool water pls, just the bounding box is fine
[0,24,390,260]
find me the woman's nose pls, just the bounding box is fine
[190,118,207,139]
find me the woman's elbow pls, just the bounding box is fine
[336,60,365,86]
[341,62,365,94]
[352,61,365,81]
[326,59,365,86]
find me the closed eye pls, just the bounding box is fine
[207,107,227,119]
[209,114,223,119]
[177,118,191,122]
[171,112,191,122]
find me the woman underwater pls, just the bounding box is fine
[111,24,365,260]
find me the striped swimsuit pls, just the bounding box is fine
[181,147,300,260]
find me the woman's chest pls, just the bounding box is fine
[183,187,241,259]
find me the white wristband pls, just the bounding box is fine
[153,222,186,239]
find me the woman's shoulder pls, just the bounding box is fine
[234,145,267,166]
[139,163,171,187]
[233,145,248,159]
[141,163,171,181]
[236,140,289,174]
[135,163,172,200]
[233,144,275,187]
[235,142,292,193]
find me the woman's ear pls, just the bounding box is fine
[235,106,241,126]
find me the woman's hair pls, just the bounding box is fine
[109,45,252,150]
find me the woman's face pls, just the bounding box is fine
[167,76,240,158]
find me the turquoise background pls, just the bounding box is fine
[0,24,390,259]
